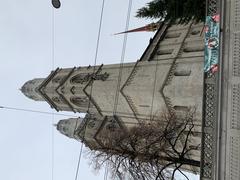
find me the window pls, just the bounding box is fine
[183,46,204,52]
[87,120,95,129]
[106,123,117,132]
[71,72,109,84]
[52,97,61,103]
[70,97,89,107]
[157,49,173,55]
[173,106,189,117]
[191,30,200,35]
[52,76,66,83]
[165,32,181,39]
[173,106,189,111]
[174,70,191,76]
[71,73,89,84]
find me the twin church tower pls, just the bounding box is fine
[21,21,204,172]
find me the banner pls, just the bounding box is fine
[204,15,220,73]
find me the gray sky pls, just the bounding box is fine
[0,1,198,180]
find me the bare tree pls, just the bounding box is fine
[86,110,200,180]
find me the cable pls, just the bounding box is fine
[51,7,56,180]
[87,0,106,112]
[74,141,84,180]
[113,0,133,115]
[51,112,55,180]
[0,105,77,118]
[74,0,106,180]
[149,59,159,121]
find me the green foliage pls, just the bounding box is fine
[136,0,205,24]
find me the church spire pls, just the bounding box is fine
[21,78,45,101]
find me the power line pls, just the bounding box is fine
[113,0,133,115]
[51,6,56,180]
[0,105,78,118]
[74,0,106,179]
[149,56,159,121]
[74,141,84,180]
[51,112,55,180]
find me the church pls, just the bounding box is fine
[21,20,205,174]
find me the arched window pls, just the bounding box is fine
[71,73,89,84]
[106,123,117,132]
[183,46,204,52]
[70,97,89,107]
[173,106,189,117]
[165,32,181,39]
[71,72,109,84]
[191,29,200,35]
[174,70,191,76]
[87,119,96,129]
[52,76,66,83]
[52,96,64,104]
[157,49,173,55]
[173,106,189,111]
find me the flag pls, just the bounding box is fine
[114,22,160,35]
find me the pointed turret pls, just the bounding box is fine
[56,117,83,139]
[21,78,45,101]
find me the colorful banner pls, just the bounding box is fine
[204,15,220,73]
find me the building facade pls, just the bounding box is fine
[22,21,205,174]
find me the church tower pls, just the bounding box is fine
[22,21,204,174]
[22,21,204,124]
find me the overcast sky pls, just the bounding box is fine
[0,1,198,180]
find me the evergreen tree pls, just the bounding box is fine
[136,0,205,24]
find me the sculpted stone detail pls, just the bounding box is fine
[71,72,109,84]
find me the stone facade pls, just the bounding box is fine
[22,21,205,174]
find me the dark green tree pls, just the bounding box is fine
[136,0,205,24]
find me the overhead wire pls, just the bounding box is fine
[110,1,133,179]
[73,0,106,180]
[51,6,56,180]
[74,141,84,180]
[113,0,133,115]
[149,58,159,121]
[0,105,77,118]
[72,0,136,179]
